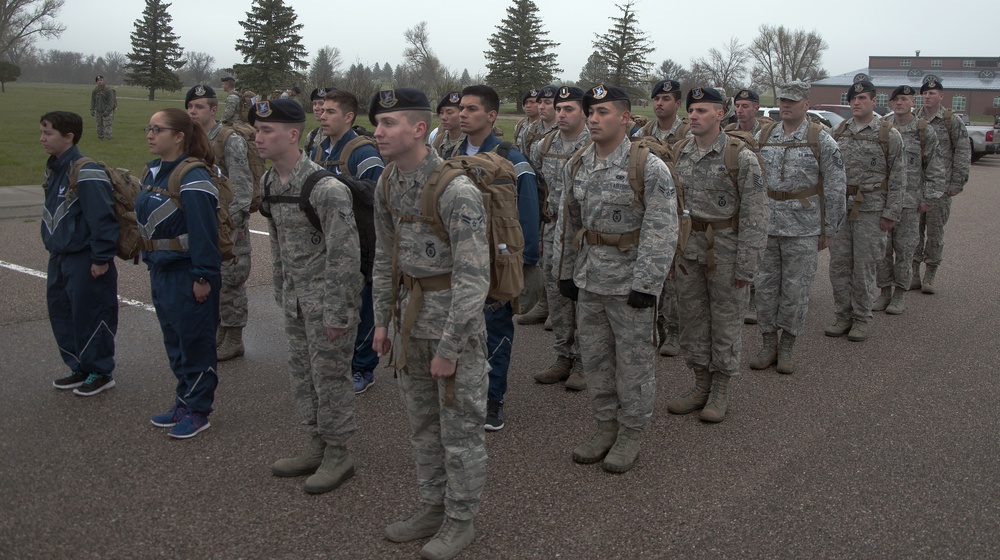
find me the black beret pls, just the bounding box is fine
[221,76,235,83]
[554,86,585,107]
[521,88,539,104]
[310,86,336,101]
[734,89,760,103]
[248,98,305,125]
[536,85,557,101]
[685,86,726,111]
[582,84,630,114]
[920,78,943,93]
[890,85,917,100]
[368,87,432,126]
[185,84,216,107]
[651,80,681,98]
[847,80,876,101]
[95,75,104,81]
[437,91,462,112]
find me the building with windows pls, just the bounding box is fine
[811,55,1000,118]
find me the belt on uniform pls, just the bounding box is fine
[767,185,819,208]
[690,218,734,277]
[573,228,641,252]
[395,272,457,405]
[846,181,887,222]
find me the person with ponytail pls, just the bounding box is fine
[137,107,222,439]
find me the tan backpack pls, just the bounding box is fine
[65,158,143,262]
[213,122,264,213]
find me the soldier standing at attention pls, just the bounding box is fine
[873,85,945,315]
[428,91,466,157]
[90,76,116,140]
[220,76,241,125]
[666,86,769,423]
[513,88,541,153]
[185,85,255,361]
[728,88,771,136]
[313,89,385,394]
[826,81,904,342]
[912,79,970,294]
[41,111,120,396]
[557,85,677,472]
[454,84,540,431]
[303,87,334,157]
[749,81,845,375]
[253,99,362,494]
[529,86,591,391]
[370,87,490,560]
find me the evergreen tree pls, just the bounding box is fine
[233,0,308,95]
[309,46,339,88]
[483,0,560,112]
[382,62,393,83]
[124,0,184,101]
[592,1,653,98]
[578,52,609,87]
[460,68,472,87]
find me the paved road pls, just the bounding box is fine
[2,159,999,559]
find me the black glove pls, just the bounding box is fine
[626,290,656,309]
[559,279,579,301]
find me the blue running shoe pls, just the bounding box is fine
[151,406,188,428]
[353,370,375,394]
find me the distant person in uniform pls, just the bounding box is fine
[220,76,240,125]
[90,76,116,140]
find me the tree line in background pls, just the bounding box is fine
[0,0,829,110]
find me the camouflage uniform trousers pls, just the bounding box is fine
[284,303,357,447]
[879,208,919,289]
[576,290,656,430]
[755,236,819,337]
[674,258,746,376]
[220,225,251,328]
[914,196,952,267]
[542,224,578,360]
[398,335,489,521]
[829,212,887,322]
[96,112,113,139]
[657,278,678,334]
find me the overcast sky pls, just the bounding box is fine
[38,0,986,83]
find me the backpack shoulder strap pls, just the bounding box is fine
[67,156,97,189]
[626,140,650,207]
[214,126,233,164]
[419,160,461,241]
[168,157,211,203]
[538,129,558,168]
[878,119,892,161]
[832,120,848,141]
[299,169,335,232]
[917,118,928,152]
[942,108,957,149]
[806,122,823,161]
[758,121,780,148]
[494,140,514,160]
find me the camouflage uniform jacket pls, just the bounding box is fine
[759,119,847,237]
[836,114,905,223]
[303,127,327,158]
[263,152,362,329]
[372,150,490,361]
[632,117,688,145]
[222,92,240,124]
[674,131,770,281]
[557,136,678,297]
[914,106,971,195]
[884,114,947,208]
[529,128,592,220]
[433,130,466,158]
[513,117,539,153]
[90,85,115,114]
[207,122,253,238]
[523,120,557,156]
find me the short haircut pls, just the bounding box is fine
[461,85,500,114]
[324,90,360,124]
[40,111,83,144]
[291,86,301,95]
[612,99,631,113]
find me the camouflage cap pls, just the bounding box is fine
[776,81,810,102]
[248,98,305,125]
[368,87,431,126]
[920,78,944,93]
[685,86,726,111]
[847,80,876,101]
[185,85,216,107]
[890,84,917,100]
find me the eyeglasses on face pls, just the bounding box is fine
[143,125,178,134]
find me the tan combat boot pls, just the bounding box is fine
[847,320,869,342]
[699,373,731,423]
[602,426,642,473]
[516,299,548,325]
[533,355,572,384]
[776,332,796,374]
[886,287,906,315]
[303,445,355,494]
[872,287,892,312]
[909,262,922,291]
[216,327,245,361]
[921,265,937,294]
[658,326,680,357]
[749,332,779,370]
[824,318,852,337]
[385,503,445,542]
[419,517,475,560]
[271,435,326,477]
[571,420,619,464]
[666,369,712,414]
[564,359,586,391]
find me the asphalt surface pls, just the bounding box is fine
[2,159,999,559]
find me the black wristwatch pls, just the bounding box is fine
[195,277,209,285]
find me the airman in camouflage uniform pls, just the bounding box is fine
[912,79,971,294]
[303,87,333,157]
[826,81,905,342]
[220,77,241,125]
[632,80,689,357]
[369,88,489,560]
[430,91,466,157]
[90,76,116,140]
[513,88,541,154]
[184,85,255,361]
[750,81,846,375]
[529,86,591,390]
[666,86,769,423]
[875,85,946,315]
[251,99,362,495]
[557,85,677,473]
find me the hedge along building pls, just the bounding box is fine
[810,54,1000,119]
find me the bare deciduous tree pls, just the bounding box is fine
[690,37,750,96]
[0,0,65,62]
[749,25,829,99]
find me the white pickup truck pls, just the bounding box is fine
[963,114,997,162]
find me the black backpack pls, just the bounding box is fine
[260,169,376,282]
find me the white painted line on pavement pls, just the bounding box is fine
[251,229,269,236]
[0,259,155,312]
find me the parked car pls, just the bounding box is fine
[756,108,845,129]
[962,113,998,162]
[813,104,852,120]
